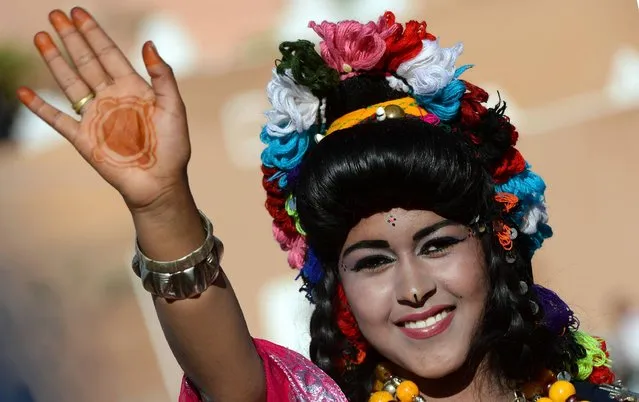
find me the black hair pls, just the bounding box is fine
[293,76,585,401]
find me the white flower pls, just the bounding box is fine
[265,69,319,137]
[520,203,549,235]
[387,40,464,97]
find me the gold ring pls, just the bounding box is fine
[72,93,96,115]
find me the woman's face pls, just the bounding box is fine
[339,208,488,379]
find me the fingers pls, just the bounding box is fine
[34,31,93,105]
[143,41,184,112]
[70,7,135,79]
[16,87,80,144]
[49,9,111,91]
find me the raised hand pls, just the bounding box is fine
[17,11,270,400]
[17,8,191,212]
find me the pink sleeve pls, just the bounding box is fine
[178,339,347,402]
[178,376,202,402]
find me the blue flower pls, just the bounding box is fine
[260,126,314,172]
[414,65,472,121]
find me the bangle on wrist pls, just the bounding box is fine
[132,210,222,300]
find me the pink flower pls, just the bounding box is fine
[309,18,390,79]
[374,12,401,39]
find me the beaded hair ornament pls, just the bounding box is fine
[259,12,615,385]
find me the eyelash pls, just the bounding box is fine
[418,236,465,257]
[351,236,466,272]
[352,255,395,272]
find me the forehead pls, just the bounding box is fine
[344,208,449,244]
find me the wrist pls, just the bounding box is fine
[131,181,207,261]
[127,170,192,216]
[130,179,194,219]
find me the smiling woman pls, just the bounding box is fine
[283,72,577,400]
[251,11,628,401]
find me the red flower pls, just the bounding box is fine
[460,80,489,126]
[375,11,436,72]
[262,166,298,236]
[493,147,526,184]
[587,337,616,385]
[335,283,368,367]
[589,365,616,385]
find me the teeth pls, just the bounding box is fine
[404,310,450,329]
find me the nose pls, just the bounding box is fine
[394,255,436,306]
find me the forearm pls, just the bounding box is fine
[154,274,266,402]
[131,184,265,401]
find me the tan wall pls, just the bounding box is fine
[0,0,638,401]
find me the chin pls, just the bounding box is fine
[415,360,463,379]
[399,348,470,380]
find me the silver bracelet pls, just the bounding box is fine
[131,211,222,300]
[133,210,216,274]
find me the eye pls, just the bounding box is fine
[352,255,395,272]
[419,236,466,257]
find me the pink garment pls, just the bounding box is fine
[179,338,348,401]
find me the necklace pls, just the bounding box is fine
[369,363,587,402]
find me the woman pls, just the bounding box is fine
[17,7,635,402]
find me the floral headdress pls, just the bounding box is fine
[261,11,549,294]
[259,12,614,385]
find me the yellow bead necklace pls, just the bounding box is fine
[369,364,590,402]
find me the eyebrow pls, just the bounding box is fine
[412,219,456,242]
[342,240,390,259]
[341,220,458,259]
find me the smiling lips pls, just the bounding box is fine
[396,305,456,340]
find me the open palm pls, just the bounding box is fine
[18,8,191,211]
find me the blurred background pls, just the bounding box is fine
[0,0,638,401]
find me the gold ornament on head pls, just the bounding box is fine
[384,104,406,119]
[325,97,427,136]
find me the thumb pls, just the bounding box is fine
[142,41,183,111]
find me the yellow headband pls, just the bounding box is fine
[325,97,429,136]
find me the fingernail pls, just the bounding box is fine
[70,7,91,27]
[16,87,36,104]
[142,41,163,67]
[49,10,73,31]
[34,32,56,53]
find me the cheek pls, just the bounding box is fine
[443,243,488,303]
[450,265,486,298]
[341,274,394,329]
